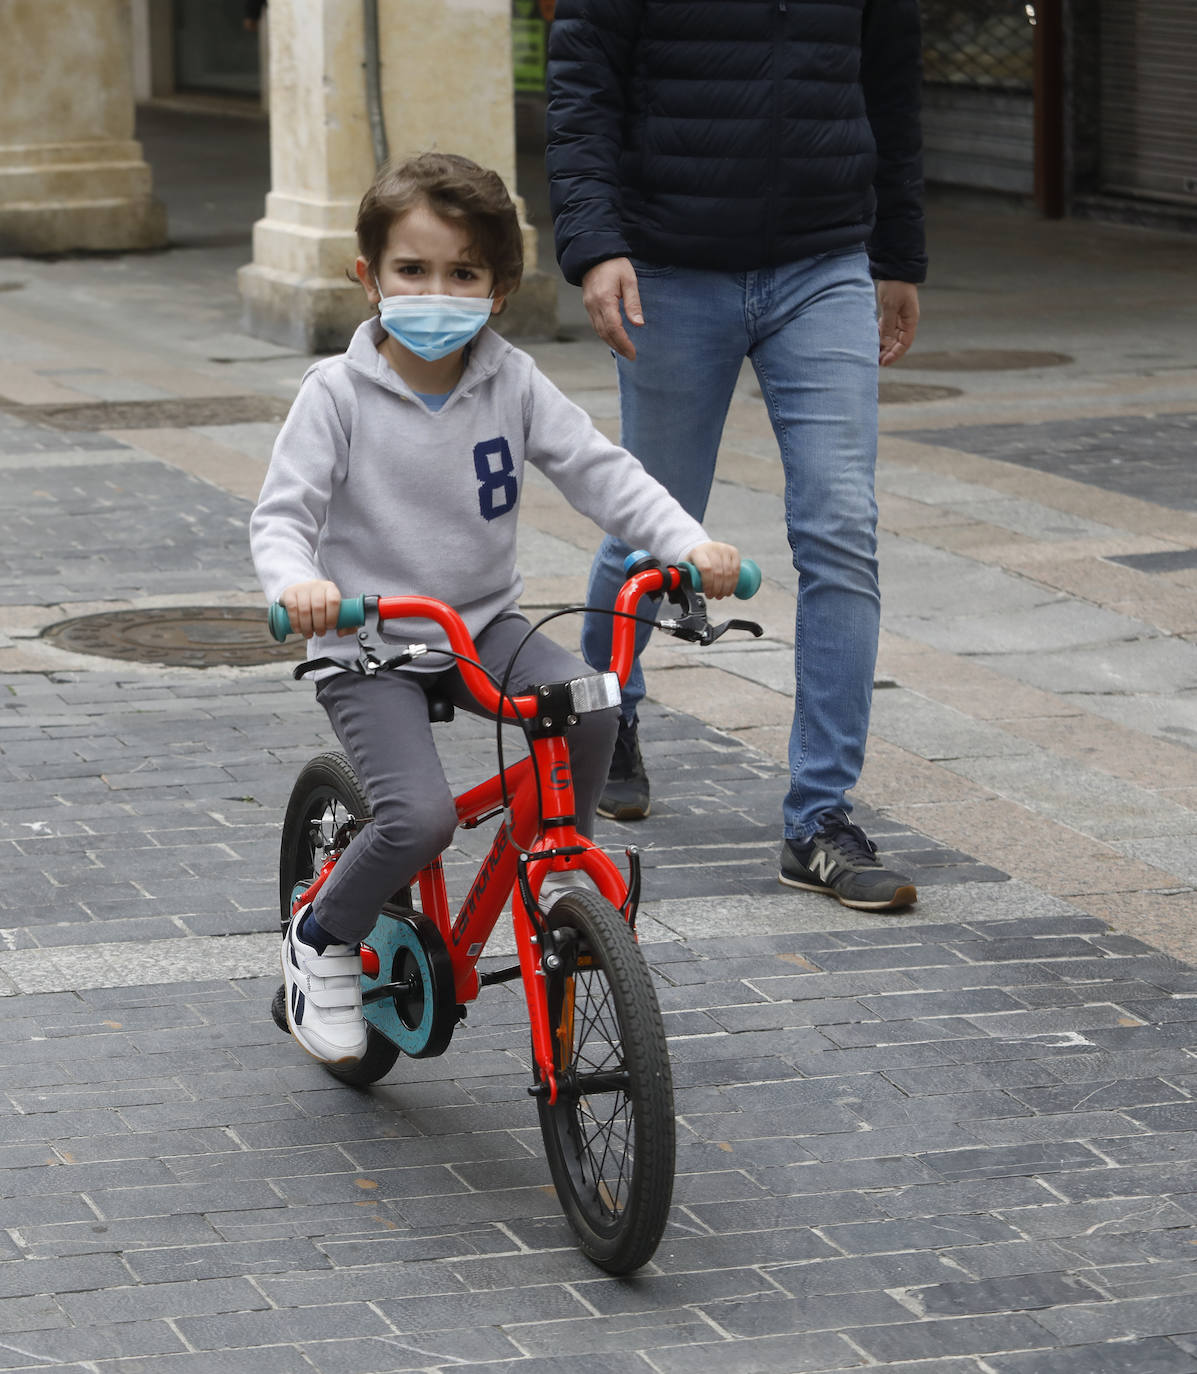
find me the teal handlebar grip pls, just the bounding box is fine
[266,602,292,642]
[733,559,762,599]
[267,595,367,642]
[677,558,761,600]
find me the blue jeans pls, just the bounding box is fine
[580,248,880,841]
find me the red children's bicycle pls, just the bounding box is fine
[267,554,761,1273]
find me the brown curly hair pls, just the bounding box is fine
[356,152,524,302]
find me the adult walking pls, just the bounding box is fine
[546,0,926,911]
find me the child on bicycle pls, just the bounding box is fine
[250,151,740,1066]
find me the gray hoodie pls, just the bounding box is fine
[250,318,708,670]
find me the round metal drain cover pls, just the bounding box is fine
[878,381,963,404]
[895,349,1073,372]
[42,607,303,668]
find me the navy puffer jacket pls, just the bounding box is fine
[546,0,926,286]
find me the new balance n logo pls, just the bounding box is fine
[808,849,839,885]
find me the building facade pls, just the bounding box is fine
[921,0,1196,228]
[1,3,1190,352]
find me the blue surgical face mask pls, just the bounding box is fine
[375,288,492,361]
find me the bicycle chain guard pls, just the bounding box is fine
[360,908,458,1057]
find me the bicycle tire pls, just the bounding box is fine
[278,751,371,931]
[277,751,401,1087]
[535,889,675,1273]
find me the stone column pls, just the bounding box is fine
[0,0,165,254]
[239,0,554,353]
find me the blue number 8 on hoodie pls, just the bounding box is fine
[474,437,518,521]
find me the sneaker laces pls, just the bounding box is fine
[816,811,879,866]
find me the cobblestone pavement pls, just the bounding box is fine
[899,412,1197,513]
[0,105,1194,1370]
[5,911,1197,1373]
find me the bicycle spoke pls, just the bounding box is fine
[562,963,638,1220]
[576,1092,634,1215]
[574,970,620,1070]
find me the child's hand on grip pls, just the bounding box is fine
[280,580,346,638]
[684,542,740,599]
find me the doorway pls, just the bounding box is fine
[174,0,261,96]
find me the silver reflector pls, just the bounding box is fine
[568,671,621,714]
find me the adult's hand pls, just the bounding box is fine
[581,258,643,360]
[876,280,920,367]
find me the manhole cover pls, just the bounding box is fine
[879,382,963,404]
[42,607,304,668]
[895,349,1073,372]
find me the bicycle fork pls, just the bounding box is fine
[511,734,639,1105]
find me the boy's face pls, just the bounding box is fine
[355,201,504,315]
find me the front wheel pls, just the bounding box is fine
[535,890,675,1273]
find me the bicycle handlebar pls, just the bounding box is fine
[267,558,761,643]
[266,558,762,719]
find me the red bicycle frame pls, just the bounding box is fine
[292,563,683,1102]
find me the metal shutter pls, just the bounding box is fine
[1100,0,1197,206]
[922,86,1034,195]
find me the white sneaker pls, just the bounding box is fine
[281,907,368,1064]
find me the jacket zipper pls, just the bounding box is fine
[766,0,787,260]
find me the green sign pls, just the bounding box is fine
[513,1,547,93]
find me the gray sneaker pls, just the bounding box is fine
[779,811,917,912]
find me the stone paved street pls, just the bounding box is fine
[0,105,1194,1371]
[899,412,1197,513]
[5,911,1197,1373]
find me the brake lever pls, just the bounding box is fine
[710,617,764,643]
[656,570,764,645]
[656,612,765,646]
[657,581,714,642]
[655,614,713,645]
[351,607,431,676]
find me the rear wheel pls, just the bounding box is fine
[535,890,675,1273]
[277,751,401,1086]
[278,751,370,932]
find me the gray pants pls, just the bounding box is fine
[311,613,619,945]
